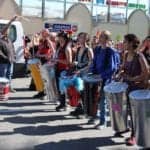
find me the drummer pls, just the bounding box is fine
[32,29,56,99]
[116,34,149,145]
[69,32,94,116]
[89,30,120,128]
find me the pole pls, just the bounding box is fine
[64,0,67,18]
[19,0,23,15]
[125,0,128,24]
[41,0,45,19]
[107,0,110,22]
[91,0,94,17]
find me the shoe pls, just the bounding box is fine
[10,88,16,93]
[114,132,124,137]
[33,91,46,99]
[95,122,107,130]
[70,107,84,116]
[126,136,136,146]
[87,117,97,125]
[56,104,66,112]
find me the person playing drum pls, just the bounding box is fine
[116,34,149,145]
[89,30,120,129]
[32,29,56,99]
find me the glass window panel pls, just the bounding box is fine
[45,0,64,18]
[92,4,108,23]
[22,0,42,17]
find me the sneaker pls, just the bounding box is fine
[114,132,124,137]
[95,122,107,130]
[33,91,46,99]
[126,136,136,146]
[87,117,97,125]
[56,104,66,112]
[70,107,84,116]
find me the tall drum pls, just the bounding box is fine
[40,62,57,102]
[104,81,128,132]
[0,78,9,101]
[82,74,102,116]
[129,89,150,148]
[28,58,44,92]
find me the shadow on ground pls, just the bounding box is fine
[34,136,125,150]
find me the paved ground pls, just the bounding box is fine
[0,77,140,150]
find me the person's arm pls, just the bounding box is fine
[65,45,72,66]
[1,16,18,35]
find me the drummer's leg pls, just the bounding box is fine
[99,89,107,126]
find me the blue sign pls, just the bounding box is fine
[44,23,72,32]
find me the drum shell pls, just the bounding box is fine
[40,63,57,102]
[129,90,150,148]
[104,82,128,132]
[0,78,9,101]
[82,74,102,116]
[28,58,44,92]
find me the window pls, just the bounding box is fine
[0,24,17,42]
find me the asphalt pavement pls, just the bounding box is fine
[0,77,140,150]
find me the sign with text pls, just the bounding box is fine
[44,23,78,33]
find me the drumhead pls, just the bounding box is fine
[28,58,40,64]
[104,82,128,93]
[82,74,102,83]
[129,89,150,101]
[0,77,9,83]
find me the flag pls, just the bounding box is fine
[96,0,105,4]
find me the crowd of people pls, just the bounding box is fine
[0,16,150,147]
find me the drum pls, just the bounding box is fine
[82,74,102,116]
[104,81,128,132]
[28,58,44,92]
[0,78,9,101]
[59,71,84,107]
[129,89,150,148]
[40,62,57,102]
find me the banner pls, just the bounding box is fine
[96,0,105,4]
[106,0,127,6]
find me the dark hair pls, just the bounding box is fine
[124,34,140,49]
[57,31,69,41]
[78,32,90,45]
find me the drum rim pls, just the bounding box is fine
[0,78,9,83]
[104,81,128,93]
[129,89,150,101]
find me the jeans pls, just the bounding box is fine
[0,64,8,78]
[6,63,14,82]
[99,88,107,124]
[99,79,110,125]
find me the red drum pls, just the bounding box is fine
[82,74,102,116]
[0,78,9,101]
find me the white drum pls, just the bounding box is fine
[28,58,40,65]
[129,89,150,148]
[40,62,57,102]
[104,81,128,132]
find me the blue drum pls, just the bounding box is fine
[82,74,102,116]
[129,89,150,148]
[104,81,128,132]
